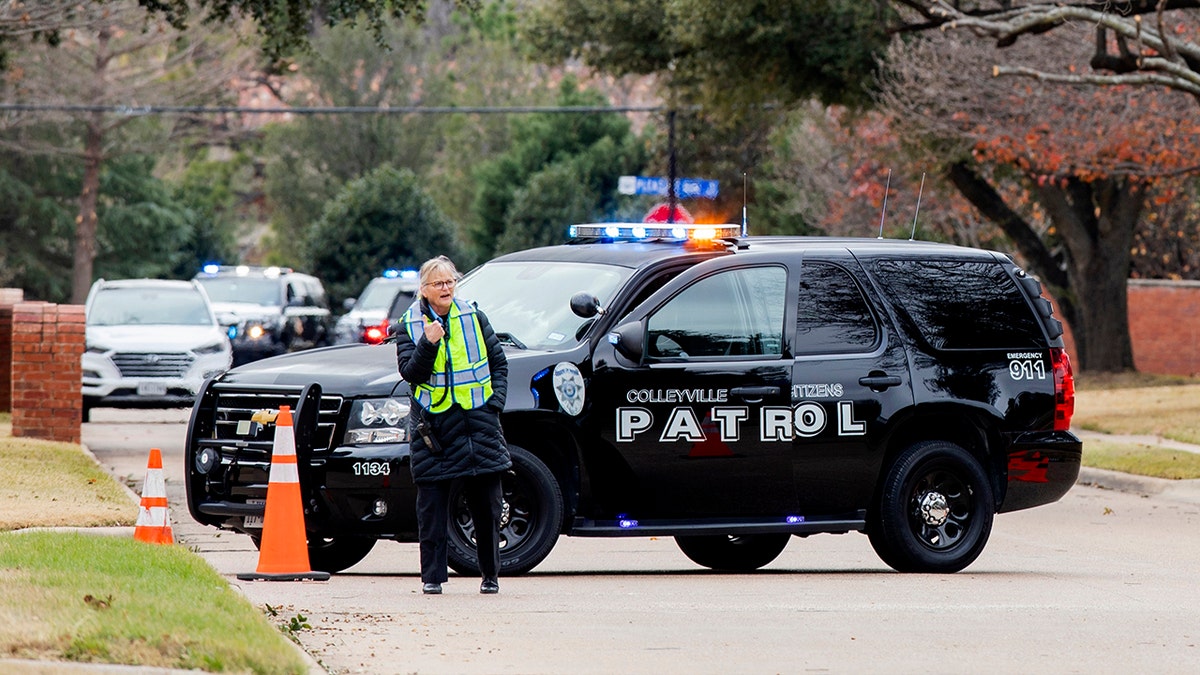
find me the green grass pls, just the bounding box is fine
[1082,438,1200,479]
[0,434,138,530]
[0,418,306,673]
[0,531,307,673]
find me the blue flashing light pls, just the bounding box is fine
[202,263,220,275]
[618,519,639,529]
[382,269,400,278]
[532,367,550,381]
[786,515,805,524]
[567,223,739,243]
[227,325,238,340]
[399,269,418,279]
[607,333,620,345]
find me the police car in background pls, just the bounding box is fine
[194,265,333,366]
[185,223,1080,576]
[332,269,420,345]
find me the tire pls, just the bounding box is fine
[675,533,791,572]
[868,440,994,573]
[447,445,563,577]
[250,534,377,574]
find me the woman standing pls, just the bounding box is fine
[395,255,510,595]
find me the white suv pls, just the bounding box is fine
[82,278,232,421]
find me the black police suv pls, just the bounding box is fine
[185,224,1080,575]
[194,265,334,366]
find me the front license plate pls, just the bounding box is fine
[243,499,265,529]
[136,381,167,396]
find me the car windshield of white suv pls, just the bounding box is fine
[456,260,629,351]
[196,277,281,306]
[88,288,214,326]
[357,279,406,311]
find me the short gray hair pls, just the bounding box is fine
[419,255,458,285]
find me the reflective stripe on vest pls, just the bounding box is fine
[402,298,492,412]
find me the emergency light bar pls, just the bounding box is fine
[568,223,741,242]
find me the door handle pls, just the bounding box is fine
[730,386,779,402]
[859,374,902,391]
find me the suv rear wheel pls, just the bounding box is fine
[869,440,994,573]
[447,445,563,576]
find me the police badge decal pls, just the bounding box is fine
[552,362,585,416]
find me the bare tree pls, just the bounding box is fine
[2,1,257,302]
[879,24,1200,372]
[896,1,1200,102]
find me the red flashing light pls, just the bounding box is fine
[363,321,388,345]
[1051,348,1075,431]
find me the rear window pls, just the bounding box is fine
[871,258,1044,350]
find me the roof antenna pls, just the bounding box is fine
[741,172,748,237]
[877,169,892,239]
[909,172,926,241]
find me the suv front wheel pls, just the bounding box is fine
[869,440,994,573]
[446,445,564,576]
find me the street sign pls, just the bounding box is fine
[618,175,719,199]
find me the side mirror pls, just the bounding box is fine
[570,291,604,318]
[342,297,357,311]
[609,320,645,363]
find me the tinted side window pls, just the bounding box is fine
[872,258,1043,349]
[647,266,786,359]
[796,262,879,355]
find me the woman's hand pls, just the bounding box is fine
[423,320,445,343]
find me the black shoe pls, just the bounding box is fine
[422,582,442,595]
[480,578,499,594]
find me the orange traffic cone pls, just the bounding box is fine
[133,448,174,545]
[237,406,330,581]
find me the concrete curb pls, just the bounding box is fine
[1077,466,1200,505]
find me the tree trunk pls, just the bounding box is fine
[945,163,1139,373]
[1035,176,1139,373]
[71,24,111,305]
[71,112,104,305]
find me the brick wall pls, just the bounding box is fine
[0,290,20,411]
[1055,280,1200,376]
[1128,279,1200,376]
[7,301,85,443]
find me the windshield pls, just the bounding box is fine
[357,279,409,312]
[88,287,215,327]
[196,276,281,306]
[457,260,630,351]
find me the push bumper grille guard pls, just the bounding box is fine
[185,378,344,524]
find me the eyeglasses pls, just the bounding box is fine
[423,279,456,290]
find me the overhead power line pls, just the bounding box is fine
[0,103,668,116]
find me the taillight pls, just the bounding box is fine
[1051,348,1075,431]
[363,321,388,345]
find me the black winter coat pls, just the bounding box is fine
[395,304,511,483]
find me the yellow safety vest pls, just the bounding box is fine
[402,298,492,412]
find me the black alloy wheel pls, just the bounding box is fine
[868,440,994,573]
[446,444,564,576]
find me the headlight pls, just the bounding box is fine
[194,341,227,355]
[344,398,410,444]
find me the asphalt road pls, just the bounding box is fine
[84,409,1200,675]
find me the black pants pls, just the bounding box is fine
[415,472,504,584]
